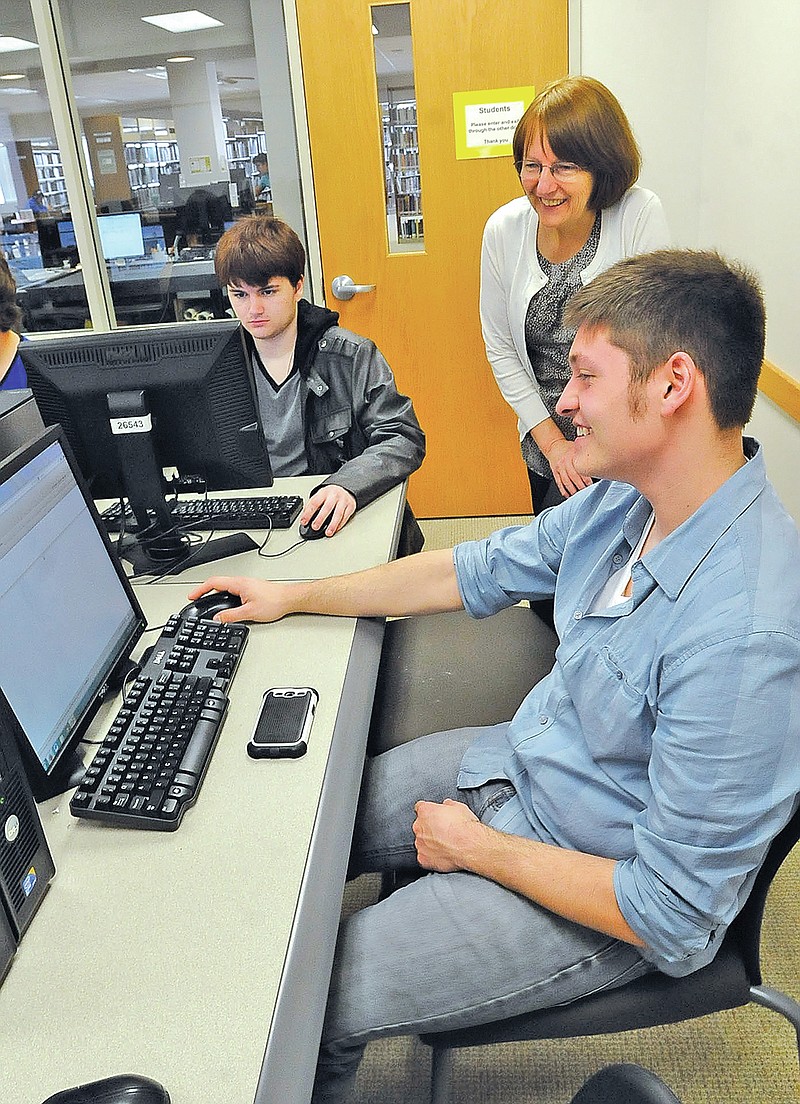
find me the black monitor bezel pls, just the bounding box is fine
[19,320,273,574]
[19,319,271,498]
[0,424,147,801]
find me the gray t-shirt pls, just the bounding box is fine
[252,352,307,477]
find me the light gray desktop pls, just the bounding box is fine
[0,476,406,1104]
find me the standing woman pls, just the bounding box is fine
[0,255,26,390]
[481,76,670,514]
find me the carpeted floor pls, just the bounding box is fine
[342,514,800,1104]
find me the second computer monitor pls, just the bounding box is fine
[20,319,272,504]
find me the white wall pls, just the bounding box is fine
[578,0,800,523]
[579,0,709,249]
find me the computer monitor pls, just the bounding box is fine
[56,218,76,249]
[141,222,166,253]
[19,320,272,574]
[0,389,45,461]
[57,214,146,260]
[0,425,146,800]
[98,212,144,260]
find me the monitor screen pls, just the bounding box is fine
[57,214,146,259]
[0,426,145,799]
[141,222,166,252]
[56,219,76,249]
[98,212,144,260]
[20,321,272,572]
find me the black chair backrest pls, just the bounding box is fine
[728,800,800,981]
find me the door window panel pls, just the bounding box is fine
[372,3,424,251]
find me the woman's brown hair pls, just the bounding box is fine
[513,76,641,210]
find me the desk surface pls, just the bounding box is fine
[0,479,405,1104]
[119,475,405,583]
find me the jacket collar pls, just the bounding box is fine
[295,298,339,380]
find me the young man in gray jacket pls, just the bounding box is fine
[215,216,425,553]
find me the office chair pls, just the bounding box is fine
[568,1063,683,1104]
[366,605,800,1104]
[420,801,800,1104]
[367,604,558,756]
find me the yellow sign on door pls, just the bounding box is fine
[452,86,535,160]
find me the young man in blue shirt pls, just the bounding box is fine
[192,249,800,1103]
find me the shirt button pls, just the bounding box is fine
[538,715,549,725]
[573,610,582,620]
[329,430,335,438]
[612,554,623,565]
[320,339,327,348]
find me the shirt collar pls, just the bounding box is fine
[637,437,765,600]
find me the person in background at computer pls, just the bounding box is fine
[27,190,49,215]
[0,255,26,390]
[191,250,800,1104]
[214,215,426,551]
[252,154,271,201]
[482,75,670,516]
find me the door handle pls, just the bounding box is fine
[331,275,376,301]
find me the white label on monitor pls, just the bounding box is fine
[109,414,152,435]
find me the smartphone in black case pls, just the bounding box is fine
[247,687,318,758]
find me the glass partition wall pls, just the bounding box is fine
[0,0,282,332]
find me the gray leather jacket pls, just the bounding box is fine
[248,300,426,552]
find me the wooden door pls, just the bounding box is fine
[296,0,568,516]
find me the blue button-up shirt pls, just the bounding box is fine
[453,440,800,976]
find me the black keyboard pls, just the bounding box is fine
[69,610,249,830]
[101,494,303,532]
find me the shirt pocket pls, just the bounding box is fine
[576,643,653,766]
[309,407,351,448]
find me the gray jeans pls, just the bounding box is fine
[311,725,652,1103]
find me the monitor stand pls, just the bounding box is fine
[105,390,257,576]
[29,747,86,803]
[116,530,258,577]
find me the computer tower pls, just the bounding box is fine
[0,388,45,462]
[0,695,55,940]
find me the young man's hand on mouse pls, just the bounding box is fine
[186,576,295,624]
[299,484,356,536]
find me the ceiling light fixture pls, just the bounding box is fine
[0,73,25,80]
[0,37,39,53]
[141,10,223,33]
[166,55,196,62]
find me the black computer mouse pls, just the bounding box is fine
[180,589,243,620]
[298,505,329,540]
[41,1073,170,1104]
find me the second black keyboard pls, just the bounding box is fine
[102,494,303,532]
[69,610,249,830]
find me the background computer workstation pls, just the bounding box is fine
[4,185,256,330]
[0,322,408,1100]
